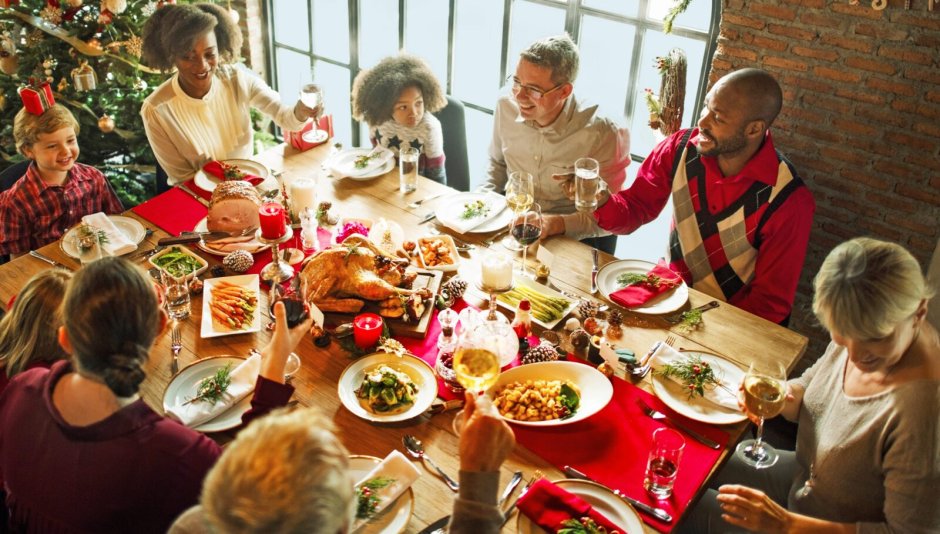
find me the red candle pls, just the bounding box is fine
[259,202,287,239]
[353,312,384,350]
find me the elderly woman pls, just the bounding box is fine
[682,237,940,533]
[140,3,317,186]
[0,257,312,533]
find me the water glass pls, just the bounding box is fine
[644,428,685,499]
[399,147,420,193]
[574,157,602,213]
[162,271,191,320]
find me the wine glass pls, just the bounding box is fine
[574,157,602,213]
[503,171,533,251]
[510,203,543,278]
[284,353,301,383]
[735,360,787,469]
[451,321,503,435]
[300,83,328,144]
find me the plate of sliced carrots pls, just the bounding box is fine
[200,275,261,338]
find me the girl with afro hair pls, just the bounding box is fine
[352,54,447,184]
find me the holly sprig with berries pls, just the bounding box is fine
[655,355,718,399]
[355,477,395,519]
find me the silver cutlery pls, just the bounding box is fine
[590,248,599,294]
[418,212,437,225]
[402,435,459,492]
[563,466,673,523]
[632,335,676,378]
[169,321,182,375]
[176,184,210,207]
[28,250,72,270]
[502,469,542,526]
[158,226,258,246]
[636,399,721,450]
[408,192,447,209]
[664,300,720,324]
[499,471,524,506]
[482,228,510,247]
[128,245,164,262]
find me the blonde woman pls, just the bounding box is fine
[683,237,940,533]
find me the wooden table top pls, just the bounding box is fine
[0,142,807,533]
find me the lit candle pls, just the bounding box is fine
[259,202,287,240]
[481,254,513,290]
[289,178,317,215]
[353,313,384,350]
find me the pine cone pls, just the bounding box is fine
[569,328,590,349]
[608,310,623,327]
[222,250,254,273]
[577,300,599,319]
[521,342,558,365]
[442,277,468,300]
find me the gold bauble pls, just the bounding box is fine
[0,54,18,76]
[98,114,115,133]
[0,94,7,111]
[228,7,240,23]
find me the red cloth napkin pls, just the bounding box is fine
[287,114,334,151]
[132,187,206,236]
[202,161,265,186]
[518,478,626,533]
[609,261,683,308]
[512,357,729,532]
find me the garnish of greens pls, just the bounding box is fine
[356,477,394,519]
[153,247,203,278]
[556,382,581,419]
[459,199,490,220]
[676,308,704,333]
[616,272,664,289]
[559,517,617,534]
[220,161,247,181]
[354,153,375,169]
[76,224,108,251]
[655,354,718,399]
[184,363,233,405]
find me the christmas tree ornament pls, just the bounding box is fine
[102,0,127,14]
[26,29,45,47]
[40,6,64,25]
[85,37,102,50]
[0,94,7,111]
[18,81,56,115]
[132,77,147,91]
[141,2,156,16]
[57,77,68,92]
[0,53,17,76]
[98,10,113,25]
[42,58,57,81]
[124,35,142,58]
[65,0,84,7]
[228,8,240,23]
[71,60,97,91]
[97,114,115,133]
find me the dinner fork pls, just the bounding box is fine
[502,469,542,526]
[170,321,182,375]
[636,399,721,449]
[632,334,676,378]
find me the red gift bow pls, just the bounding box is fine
[18,81,55,116]
[609,261,682,308]
[201,161,265,186]
[518,478,625,533]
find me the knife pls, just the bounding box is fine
[563,466,673,523]
[499,471,524,506]
[28,250,72,270]
[158,231,252,246]
[590,248,599,294]
[418,212,437,224]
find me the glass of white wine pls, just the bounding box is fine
[300,82,328,144]
[503,171,533,251]
[736,360,787,469]
[451,322,503,435]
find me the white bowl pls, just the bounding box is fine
[148,245,209,282]
[416,235,459,272]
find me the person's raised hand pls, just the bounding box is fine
[259,300,314,383]
[459,393,515,472]
[717,484,792,534]
[293,100,323,122]
[552,173,576,201]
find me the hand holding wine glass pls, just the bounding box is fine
[300,83,328,144]
[510,203,543,278]
[451,323,503,435]
[735,361,787,469]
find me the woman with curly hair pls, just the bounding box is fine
[140,3,318,186]
[352,53,448,184]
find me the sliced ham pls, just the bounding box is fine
[207,181,261,234]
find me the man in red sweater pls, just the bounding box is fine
[590,68,814,324]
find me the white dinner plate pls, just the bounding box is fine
[349,455,414,534]
[60,216,146,258]
[329,148,396,180]
[596,259,689,315]
[200,275,262,338]
[192,217,270,256]
[650,350,747,425]
[193,159,272,192]
[489,276,576,330]
[435,192,512,234]
[516,479,644,534]
[162,356,251,433]
[488,361,613,427]
[338,353,438,423]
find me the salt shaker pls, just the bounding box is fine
[300,207,319,254]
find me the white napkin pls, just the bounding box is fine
[331,147,394,178]
[81,212,137,256]
[166,353,261,428]
[651,343,738,410]
[438,192,508,234]
[352,450,421,530]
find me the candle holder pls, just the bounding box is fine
[256,226,295,286]
[475,280,514,322]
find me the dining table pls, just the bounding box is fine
[0,140,808,533]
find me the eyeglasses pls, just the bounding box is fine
[507,75,565,101]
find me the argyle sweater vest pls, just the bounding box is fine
[667,130,804,303]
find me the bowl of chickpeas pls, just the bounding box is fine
[487,361,613,426]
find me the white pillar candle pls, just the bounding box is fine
[290,178,317,215]
[481,254,513,290]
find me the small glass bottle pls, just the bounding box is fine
[299,207,319,255]
[434,308,463,393]
[511,299,532,339]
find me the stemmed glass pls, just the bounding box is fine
[451,321,503,435]
[300,82,328,144]
[736,361,787,469]
[510,203,542,278]
[503,171,534,251]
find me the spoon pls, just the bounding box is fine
[408,192,447,209]
[402,435,459,492]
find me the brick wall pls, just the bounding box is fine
[713,0,940,364]
[231,0,266,79]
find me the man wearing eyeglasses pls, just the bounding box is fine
[485,34,630,254]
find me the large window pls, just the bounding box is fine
[265,0,718,260]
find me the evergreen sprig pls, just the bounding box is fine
[185,364,234,405]
[663,0,693,34]
[355,476,395,519]
[616,272,663,289]
[655,355,718,399]
[558,517,618,534]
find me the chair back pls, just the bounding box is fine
[433,96,470,192]
[0,160,30,194]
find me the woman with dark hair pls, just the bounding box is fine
[0,257,312,533]
[140,3,318,185]
[351,53,448,183]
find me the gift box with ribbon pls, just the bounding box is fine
[287,114,333,151]
[18,81,55,115]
